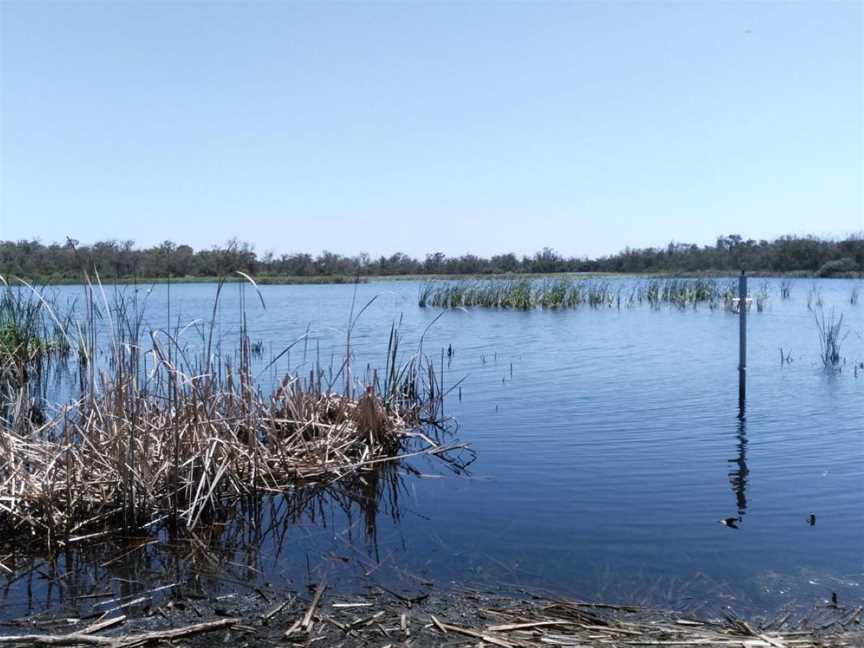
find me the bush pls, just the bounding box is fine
[817,257,859,277]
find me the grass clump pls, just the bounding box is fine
[0,279,465,547]
[812,308,847,369]
[0,282,73,406]
[420,277,745,311]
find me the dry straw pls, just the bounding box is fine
[0,275,464,549]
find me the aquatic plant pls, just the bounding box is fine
[0,286,49,361]
[755,281,770,313]
[807,283,823,309]
[780,279,792,300]
[0,281,74,418]
[419,277,751,312]
[812,308,847,369]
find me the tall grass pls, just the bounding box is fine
[0,282,71,364]
[419,277,742,311]
[0,281,75,431]
[0,277,464,548]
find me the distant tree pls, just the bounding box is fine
[0,233,861,280]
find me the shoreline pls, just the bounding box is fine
[8,270,864,287]
[0,586,859,647]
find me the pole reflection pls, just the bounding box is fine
[728,406,749,520]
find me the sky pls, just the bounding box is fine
[0,1,862,259]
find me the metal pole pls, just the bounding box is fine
[738,271,747,405]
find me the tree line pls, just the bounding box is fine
[0,234,861,281]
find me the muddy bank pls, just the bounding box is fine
[0,583,860,647]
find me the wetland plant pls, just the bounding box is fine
[755,281,770,313]
[0,278,465,547]
[419,277,741,312]
[812,308,847,370]
[0,282,73,418]
[807,284,823,309]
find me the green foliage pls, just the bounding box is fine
[419,277,742,311]
[0,286,70,378]
[0,323,42,357]
[816,257,859,277]
[1,233,862,281]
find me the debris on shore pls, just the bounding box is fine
[0,587,859,647]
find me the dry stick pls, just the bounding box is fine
[98,597,151,617]
[487,620,578,632]
[80,616,126,635]
[113,617,240,647]
[261,597,293,621]
[429,615,448,635]
[757,634,789,648]
[841,606,863,627]
[437,622,516,648]
[566,601,641,612]
[302,580,327,631]
[0,634,115,646]
[283,619,302,638]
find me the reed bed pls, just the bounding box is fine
[0,380,451,541]
[419,277,741,311]
[0,278,463,548]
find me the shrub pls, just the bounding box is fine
[817,257,859,277]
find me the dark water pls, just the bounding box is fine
[3,277,863,618]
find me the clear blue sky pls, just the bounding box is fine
[1,1,861,258]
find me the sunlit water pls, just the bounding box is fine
[2,277,862,619]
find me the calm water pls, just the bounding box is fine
[3,277,863,618]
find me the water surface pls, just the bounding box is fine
[3,277,862,618]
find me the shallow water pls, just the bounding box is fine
[2,277,863,618]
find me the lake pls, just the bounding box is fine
[2,276,862,619]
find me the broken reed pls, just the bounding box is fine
[0,278,459,548]
[419,277,742,311]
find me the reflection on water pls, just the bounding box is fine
[0,463,429,617]
[728,407,749,520]
[1,277,862,618]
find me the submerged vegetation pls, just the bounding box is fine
[0,278,469,549]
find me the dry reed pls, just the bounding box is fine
[0,277,462,548]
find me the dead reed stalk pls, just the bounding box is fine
[0,278,462,547]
